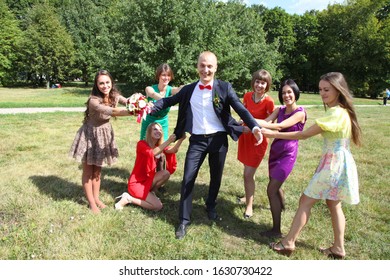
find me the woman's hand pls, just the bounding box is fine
[168,134,177,142]
[261,128,276,138]
[242,125,251,134]
[179,133,187,141]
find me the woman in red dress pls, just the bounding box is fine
[237,69,275,218]
[115,123,185,211]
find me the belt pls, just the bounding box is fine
[192,131,226,138]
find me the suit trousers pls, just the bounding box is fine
[179,132,228,225]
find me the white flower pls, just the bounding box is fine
[138,99,146,108]
[129,94,138,103]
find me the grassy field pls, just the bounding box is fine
[0,87,389,260]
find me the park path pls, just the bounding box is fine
[0,107,85,114]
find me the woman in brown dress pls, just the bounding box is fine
[69,70,133,213]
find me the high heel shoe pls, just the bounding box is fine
[114,192,132,210]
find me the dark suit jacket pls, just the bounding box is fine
[152,79,259,141]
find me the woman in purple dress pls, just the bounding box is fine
[256,79,306,237]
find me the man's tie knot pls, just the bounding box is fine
[199,84,212,90]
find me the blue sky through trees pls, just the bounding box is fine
[232,0,345,14]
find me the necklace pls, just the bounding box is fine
[252,93,266,103]
[157,85,167,96]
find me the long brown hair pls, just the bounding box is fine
[320,72,362,146]
[83,70,121,123]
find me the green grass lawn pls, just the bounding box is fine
[0,87,389,260]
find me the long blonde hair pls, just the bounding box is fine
[320,72,362,146]
[145,122,163,147]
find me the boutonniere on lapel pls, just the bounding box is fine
[213,93,221,109]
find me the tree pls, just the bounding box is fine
[317,0,390,97]
[288,11,320,92]
[59,0,114,86]
[19,2,75,87]
[252,5,296,82]
[211,1,281,90]
[110,0,279,92]
[0,0,22,85]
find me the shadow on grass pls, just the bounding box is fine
[176,192,315,250]
[120,177,278,247]
[29,172,303,249]
[30,175,84,204]
[29,167,131,207]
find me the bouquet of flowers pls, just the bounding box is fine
[126,93,151,123]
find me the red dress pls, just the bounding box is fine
[237,92,275,167]
[127,140,177,200]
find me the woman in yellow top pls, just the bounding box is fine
[262,72,362,259]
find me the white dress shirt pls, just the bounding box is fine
[190,81,226,135]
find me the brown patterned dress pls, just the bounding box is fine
[69,95,127,166]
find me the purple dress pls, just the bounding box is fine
[268,106,306,182]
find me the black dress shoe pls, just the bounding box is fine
[175,224,188,239]
[206,208,220,221]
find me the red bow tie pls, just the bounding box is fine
[199,84,212,90]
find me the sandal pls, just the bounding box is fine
[320,247,345,260]
[269,241,294,257]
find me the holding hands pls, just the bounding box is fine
[168,133,177,143]
[253,127,264,146]
[261,127,276,138]
[240,123,264,145]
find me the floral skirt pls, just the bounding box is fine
[69,122,118,167]
[304,138,359,205]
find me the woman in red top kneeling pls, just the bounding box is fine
[115,122,185,211]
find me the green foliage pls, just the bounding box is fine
[109,0,279,92]
[59,0,114,86]
[254,6,296,75]
[0,0,22,85]
[2,0,389,97]
[18,2,75,87]
[317,0,390,98]
[288,11,320,92]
